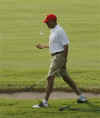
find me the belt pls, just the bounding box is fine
[51,51,64,56]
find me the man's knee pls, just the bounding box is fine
[61,73,68,79]
[47,75,55,81]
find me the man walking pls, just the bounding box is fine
[32,14,87,108]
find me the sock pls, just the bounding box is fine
[78,94,85,99]
[42,99,48,104]
[79,95,87,100]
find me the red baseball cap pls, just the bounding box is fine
[43,14,57,23]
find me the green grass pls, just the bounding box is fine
[0,98,100,118]
[0,0,100,91]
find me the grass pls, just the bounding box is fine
[0,0,100,91]
[0,98,100,118]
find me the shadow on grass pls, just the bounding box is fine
[32,101,100,113]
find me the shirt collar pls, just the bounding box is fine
[50,25,60,33]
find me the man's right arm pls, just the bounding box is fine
[36,43,49,49]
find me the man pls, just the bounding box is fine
[32,14,87,108]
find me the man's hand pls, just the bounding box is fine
[36,43,49,49]
[36,44,44,49]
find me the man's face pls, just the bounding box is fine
[46,20,57,29]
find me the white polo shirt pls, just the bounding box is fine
[49,25,69,54]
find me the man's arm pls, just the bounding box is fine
[64,44,69,59]
[36,43,49,49]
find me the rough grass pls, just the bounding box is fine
[0,0,100,91]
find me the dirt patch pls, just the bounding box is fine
[0,92,100,100]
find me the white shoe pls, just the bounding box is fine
[32,101,48,108]
[77,96,88,103]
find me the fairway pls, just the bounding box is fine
[0,0,100,91]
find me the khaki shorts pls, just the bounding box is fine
[48,52,68,77]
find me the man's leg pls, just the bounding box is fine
[45,76,55,101]
[32,75,55,108]
[61,73,87,103]
[62,74,81,95]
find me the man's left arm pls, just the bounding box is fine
[64,44,69,60]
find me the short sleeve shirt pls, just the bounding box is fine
[49,25,69,54]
